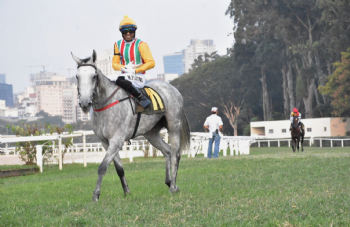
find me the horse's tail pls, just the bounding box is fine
[179,111,191,153]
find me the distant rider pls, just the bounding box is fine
[290,108,304,132]
[112,15,155,108]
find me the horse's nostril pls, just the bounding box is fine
[88,101,92,105]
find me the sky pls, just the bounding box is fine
[0,0,234,93]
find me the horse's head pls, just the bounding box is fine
[71,50,98,113]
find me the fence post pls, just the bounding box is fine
[331,140,333,148]
[149,144,153,158]
[52,141,55,153]
[165,132,169,143]
[278,140,280,147]
[310,137,313,147]
[5,143,8,155]
[36,145,43,173]
[130,141,133,162]
[341,139,344,147]
[58,136,62,170]
[258,141,260,147]
[268,141,270,147]
[288,140,290,147]
[83,134,87,167]
[223,140,227,157]
[203,138,208,158]
[102,143,106,157]
[320,139,322,148]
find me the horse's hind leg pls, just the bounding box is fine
[113,152,130,196]
[144,120,172,188]
[168,130,181,193]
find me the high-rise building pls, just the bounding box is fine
[163,52,184,76]
[96,49,120,78]
[35,71,77,123]
[0,83,14,107]
[163,39,217,75]
[182,39,216,73]
[0,74,5,83]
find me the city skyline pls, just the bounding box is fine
[0,0,233,93]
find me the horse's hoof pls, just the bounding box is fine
[92,193,100,202]
[124,189,131,197]
[169,186,180,193]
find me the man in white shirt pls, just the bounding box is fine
[203,107,223,158]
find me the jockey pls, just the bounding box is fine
[290,108,304,132]
[112,15,155,108]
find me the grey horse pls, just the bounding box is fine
[72,50,190,202]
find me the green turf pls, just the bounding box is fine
[1,147,350,226]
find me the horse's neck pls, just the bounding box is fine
[95,70,127,103]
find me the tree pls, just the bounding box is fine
[319,48,350,116]
[35,110,64,127]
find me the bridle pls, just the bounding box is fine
[76,63,134,112]
[76,63,99,104]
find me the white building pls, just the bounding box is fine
[251,118,350,138]
[0,100,18,118]
[156,74,179,83]
[96,49,120,78]
[182,39,216,73]
[0,100,5,110]
[35,72,77,124]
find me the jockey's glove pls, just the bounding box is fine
[121,66,136,74]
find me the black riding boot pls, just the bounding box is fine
[116,77,151,108]
[132,87,151,108]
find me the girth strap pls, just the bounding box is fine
[131,112,142,139]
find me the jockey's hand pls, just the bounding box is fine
[121,66,136,74]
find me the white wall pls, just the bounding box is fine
[251,118,333,138]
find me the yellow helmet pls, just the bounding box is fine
[119,15,137,31]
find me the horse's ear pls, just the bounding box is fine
[92,50,97,63]
[71,52,82,64]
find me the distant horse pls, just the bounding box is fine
[72,50,190,202]
[291,116,304,152]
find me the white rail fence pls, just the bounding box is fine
[0,131,257,172]
[1,131,349,173]
[253,137,350,148]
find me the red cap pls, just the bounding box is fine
[293,108,298,112]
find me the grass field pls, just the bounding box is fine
[1,147,350,226]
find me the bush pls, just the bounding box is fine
[11,123,73,165]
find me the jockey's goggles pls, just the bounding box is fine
[121,27,136,34]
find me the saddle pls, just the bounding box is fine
[135,86,166,115]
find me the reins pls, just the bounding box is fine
[76,64,134,112]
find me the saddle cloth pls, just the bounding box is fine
[135,87,166,115]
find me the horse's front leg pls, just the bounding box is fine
[301,135,304,152]
[297,138,300,152]
[92,143,118,202]
[113,151,130,196]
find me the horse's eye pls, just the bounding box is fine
[75,75,78,79]
[93,75,97,79]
